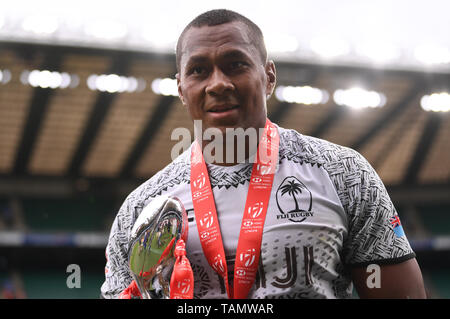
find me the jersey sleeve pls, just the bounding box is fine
[100,198,135,299]
[332,148,416,267]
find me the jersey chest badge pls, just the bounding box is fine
[275,176,314,223]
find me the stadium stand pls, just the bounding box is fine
[429,271,450,299]
[21,197,115,232]
[416,204,450,236]
[21,269,104,299]
[0,195,116,299]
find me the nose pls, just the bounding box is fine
[205,67,234,96]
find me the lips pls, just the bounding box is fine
[208,105,239,113]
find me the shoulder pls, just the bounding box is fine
[277,126,370,173]
[277,126,383,213]
[120,148,191,218]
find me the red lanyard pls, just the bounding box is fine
[170,239,194,299]
[190,119,279,299]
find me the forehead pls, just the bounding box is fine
[179,22,257,67]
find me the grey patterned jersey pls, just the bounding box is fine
[100,125,415,299]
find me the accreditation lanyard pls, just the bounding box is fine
[190,118,279,299]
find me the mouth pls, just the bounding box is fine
[208,105,239,113]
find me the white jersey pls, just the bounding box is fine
[101,125,415,299]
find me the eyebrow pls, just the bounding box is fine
[221,49,251,61]
[184,48,252,68]
[184,55,209,67]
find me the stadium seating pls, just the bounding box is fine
[20,269,105,299]
[416,204,450,236]
[21,197,115,232]
[428,271,450,299]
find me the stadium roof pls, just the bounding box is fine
[1,0,450,72]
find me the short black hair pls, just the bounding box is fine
[176,9,267,72]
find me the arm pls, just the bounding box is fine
[328,148,425,298]
[351,258,427,299]
[100,201,135,298]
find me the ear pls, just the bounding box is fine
[176,73,186,106]
[265,60,276,99]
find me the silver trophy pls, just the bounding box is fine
[128,196,188,299]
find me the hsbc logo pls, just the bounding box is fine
[251,177,262,183]
[248,201,264,218]
[243,220,253,227]
[236,269,246,277]
[200,231,210,239]
[199,211,214,228]
[240,248,257,267]
[193,191,203,198]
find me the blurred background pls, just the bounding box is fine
[0,0,449,299]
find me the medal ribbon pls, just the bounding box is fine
[170,239,194,299]
[190,118,279,299]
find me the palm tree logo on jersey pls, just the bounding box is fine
[276,176,313,223]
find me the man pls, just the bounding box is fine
[101,9,426,299]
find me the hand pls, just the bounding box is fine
[119,280,142,299]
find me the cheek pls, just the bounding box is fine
[180,84,196,106]
[183,82,203,100]
[181,84,204,116]
[245,81,265,106]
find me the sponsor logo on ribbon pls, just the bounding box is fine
[193,172,206,189]
[243,220,253,227]
[212,254,225,273]
[178,278,192,294]
[199,211,214,229]
[236,269,246,277]
[251,177,263,183]
[256,164,273,175]
[240,248,257,267]
[248,202,264,218]
[193,191,203,198]
[200,231,210,239]
[267,125,278,138]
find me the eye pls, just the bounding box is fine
[188,66,206,76]
[192,67,204,74]
[230,61,247,69]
